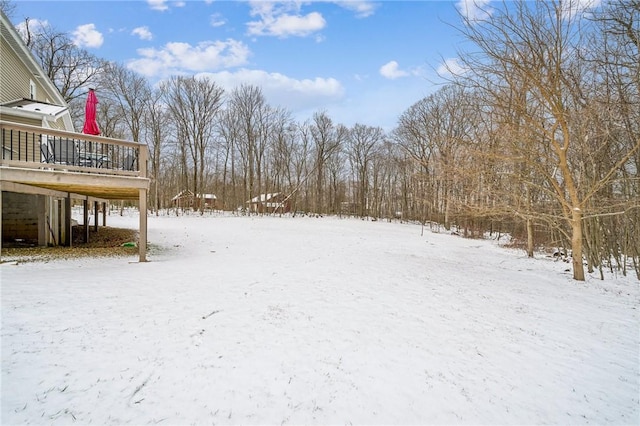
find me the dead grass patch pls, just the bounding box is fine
[1,226,139,263]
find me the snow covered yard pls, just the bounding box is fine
[2,212,638,425]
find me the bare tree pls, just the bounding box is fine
[0,0,17,18]
[20,18,105,104]
[346,123,384,217]
[454,0,640,280]
[100,63,150,142]
[216,107,243,211]
[94,95,126,139]
[394,96,439,224]
[581,0,640,277]
[310,111,347,214]
[162,75,224,214]
[228,85,271,209]
[144,87,169,215]
[394,86,474,228]
[267,108,295,198]
[291,121,314,213]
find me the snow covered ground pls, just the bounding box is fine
[2,211,638,425]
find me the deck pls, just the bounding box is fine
[1,120,150,260]
[1,120,149,199]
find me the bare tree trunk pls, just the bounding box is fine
[571,209,585,281]
[527,218,534,258]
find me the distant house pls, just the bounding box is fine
[246,192,290,214]
[171,190,218,210]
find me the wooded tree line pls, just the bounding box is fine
[10,0,638,280]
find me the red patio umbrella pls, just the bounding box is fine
[82,88,100,135]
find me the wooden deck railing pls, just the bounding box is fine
[0,120,148,178]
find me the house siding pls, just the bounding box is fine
[1,14,72,161]
[1,23,59,105]
[1,10,76,248]
[0,36,32,102]
[50,117,67,130]
[2,115,40,126]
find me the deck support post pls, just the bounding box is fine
[83,198,89,243]
[93,201,99,232]
[64,195,72,247]
[139,189,147,262]
[0,189,3,259]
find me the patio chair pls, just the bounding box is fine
[40,137,54,163]
[123,154,137,171]
[51,138,79,165]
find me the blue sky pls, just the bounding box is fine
[9,0,482,131]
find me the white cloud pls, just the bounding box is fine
[561,0,601,20]
[127,39,251,78]
[147,0,185,11]
[132,26,153,41]
[247,1,326,38]
[379,61,409,80]
[147,0,169,11]
[335,1,379,18]
[197,68,344,112]
[437,57,467,78]
[456,0,492,23]
[72,24,104,48]
[210,13,226,28]
[15,18,49,41]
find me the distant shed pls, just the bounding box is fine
[172,190,218,210]
[246,192,290,214]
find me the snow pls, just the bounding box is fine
[2,211,639,425]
